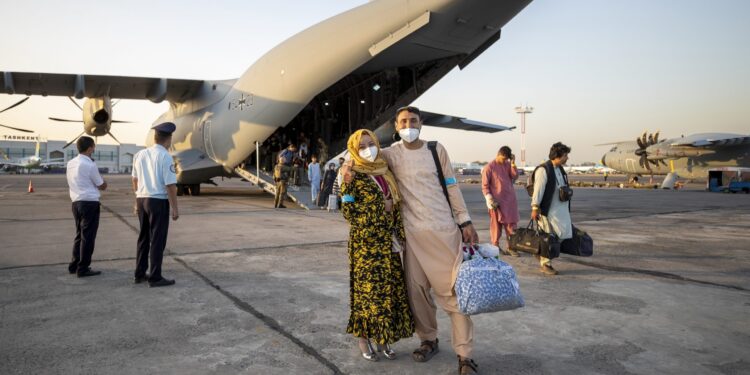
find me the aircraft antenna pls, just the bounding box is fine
[515,104,533,167]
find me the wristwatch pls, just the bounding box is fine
[458,220,472,229]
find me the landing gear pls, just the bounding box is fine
[188,184,201,196]
[177,184,201,196]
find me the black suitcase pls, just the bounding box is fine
[561,226,593,257]
[509,220,560,259]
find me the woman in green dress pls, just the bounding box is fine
[340,129,414,362]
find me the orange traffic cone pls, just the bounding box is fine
[28,179,34,193]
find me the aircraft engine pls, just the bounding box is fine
[49,96,131,148]
[82,97,112,137]
[634,130,667,171]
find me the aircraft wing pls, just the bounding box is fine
[420,110,515,133]
[1,71,205,103]
[669,133,750,147]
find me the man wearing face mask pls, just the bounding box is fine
[344,106,480,374]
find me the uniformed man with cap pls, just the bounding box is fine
[131,122,180,287]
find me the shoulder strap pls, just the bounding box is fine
[427,141,453,213]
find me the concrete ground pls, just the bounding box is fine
[1,174,749,375]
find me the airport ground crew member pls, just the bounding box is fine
[66,136,107,277]
[132,122,180,287]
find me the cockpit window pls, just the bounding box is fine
[609,146,617,152]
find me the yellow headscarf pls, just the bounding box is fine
[346,129,401,204]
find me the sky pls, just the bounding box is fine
[1,0,749,165]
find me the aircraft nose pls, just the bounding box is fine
[601,154,607,167]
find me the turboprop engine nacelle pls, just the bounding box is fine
[83,97,112,137]
[646,145,716,160]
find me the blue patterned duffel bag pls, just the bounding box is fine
[455,257,524,315]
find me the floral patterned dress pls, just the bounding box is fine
[342,172,414,344]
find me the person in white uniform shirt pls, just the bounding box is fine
[131,122,180,287]
[530,142,573,276]
[66,136,107,277]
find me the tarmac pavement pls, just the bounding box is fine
[1,174,749,375]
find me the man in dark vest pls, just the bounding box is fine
[530,142,572,275]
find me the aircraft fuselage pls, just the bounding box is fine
[602,141,750,179]
[142,0,532,184]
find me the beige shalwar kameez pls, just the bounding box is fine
[381,140,474,358]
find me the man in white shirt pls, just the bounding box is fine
[132,122,180,287]
[66,136,107,277]
[342,106,481,375]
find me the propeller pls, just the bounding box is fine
[635,130,668,171]
[0,97,34,133]
[53,96,130,147]
[48,117,83,123]
[0,97,30,114]
[63,131,86,149]
[0,122,35,133]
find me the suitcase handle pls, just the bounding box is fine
[525,219,542,234]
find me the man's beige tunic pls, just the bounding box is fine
[382,140,474,358]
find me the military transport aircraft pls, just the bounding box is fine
[600,131,750,179]
[0,0,530,195]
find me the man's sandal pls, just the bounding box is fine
[458,356,479,375]
[412,338,439,362]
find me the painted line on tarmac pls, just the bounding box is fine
[101,203,140,233]
[562,257,748,292]
[173,257,345,375]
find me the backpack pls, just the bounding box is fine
[525,164,544,197]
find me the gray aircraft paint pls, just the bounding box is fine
[601,133,750,179]
[1,0,532,184]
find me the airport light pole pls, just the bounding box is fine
[515,105,533,167]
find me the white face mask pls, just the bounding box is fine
[358,146,378,162]
[399,128,420,143]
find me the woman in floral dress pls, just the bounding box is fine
[340,129,414,362]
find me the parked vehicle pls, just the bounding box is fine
[707,167,750,193]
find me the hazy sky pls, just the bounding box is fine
[1,0,748,164]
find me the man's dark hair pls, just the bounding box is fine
[154,131,172,144]
[549,142,571,160]
[395,106,421,120]
[498,146,512,158]
[76,136,95,153]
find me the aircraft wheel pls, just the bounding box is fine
[177,184,186,196]
[189,184,201,196]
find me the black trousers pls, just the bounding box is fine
[135,198,170,282]
[69,201,101,274]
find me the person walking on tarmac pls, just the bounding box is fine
[131,122,180,287]
[308,154,322,203]
[481,146,520,256]
[530,142,573,276]
[66,136,107,277]
[343,106,481,375]
[273,155,290,208]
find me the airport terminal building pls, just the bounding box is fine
[1,134,144,173]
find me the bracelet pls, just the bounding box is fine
[458,220,472,229]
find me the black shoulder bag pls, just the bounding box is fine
[427,141,452,212]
